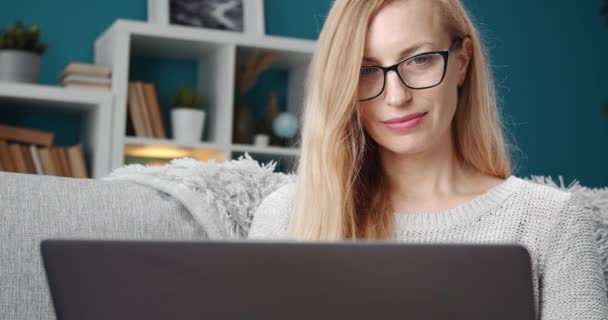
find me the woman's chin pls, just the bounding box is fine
[379,142,426,156]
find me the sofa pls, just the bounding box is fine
[1,158,608,320]
[0,156,295,320]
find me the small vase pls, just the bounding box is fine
[254,134,270,147]
[171,108,206,144]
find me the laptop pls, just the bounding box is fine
[41,239,535,320]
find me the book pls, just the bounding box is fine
[29,145,44,175]
[66,144,88,178]
[0,125,53,146]
[127,82,148,137]
[61,74,111,86]
[50,147,64,176]
[61,63,111,78]
[8,143,27,173]
[20,145,36,174]
[38,147,58,176]
[134,81,155,137]
[0,140,15,172]
[56,146,73,177]
[61,73,111,84]
[142,82,167,138]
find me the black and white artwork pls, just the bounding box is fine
[170,0,244,32]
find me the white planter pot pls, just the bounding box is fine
[254,134,269,147]
[0,50,41,83]
[171,108,206,144]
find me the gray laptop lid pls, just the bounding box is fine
[41,240,535,320]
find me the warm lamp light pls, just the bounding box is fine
[124,144,225,161]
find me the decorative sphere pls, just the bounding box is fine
[272,112,299,139]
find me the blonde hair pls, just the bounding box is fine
[288,0,512,241]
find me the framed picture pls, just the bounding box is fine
[148,0,265,36]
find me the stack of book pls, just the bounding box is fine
[126,81,167,139]
[60,63,112,91]
[0,125,89,178]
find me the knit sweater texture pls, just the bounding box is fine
[248,175,608,319]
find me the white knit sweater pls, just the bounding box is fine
[248,175,608,320]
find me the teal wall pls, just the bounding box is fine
[1,0,607,187]
[463,0,608,187]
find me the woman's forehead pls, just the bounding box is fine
[364,0,447,63]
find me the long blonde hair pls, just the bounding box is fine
[289,0,512,241]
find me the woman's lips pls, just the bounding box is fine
[383,112,427,131]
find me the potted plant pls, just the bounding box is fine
[0,21,47,83]
[171,87,206,144]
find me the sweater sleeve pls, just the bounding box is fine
[539,195,608,320]
[247,183,295,240]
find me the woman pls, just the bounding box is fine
[248,0,608,318]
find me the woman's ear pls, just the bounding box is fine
[457,37,473,82]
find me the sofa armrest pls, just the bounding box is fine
[0,172,208,320]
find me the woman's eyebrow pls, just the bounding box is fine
[363,40,437,64]
[397,41,437,58]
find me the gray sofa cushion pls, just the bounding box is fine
[0,172,208,320]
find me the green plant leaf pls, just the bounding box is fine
[172,87,205,110]
[0,21,47,54]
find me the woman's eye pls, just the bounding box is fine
[360,67,379,78]
[411,56,430,65]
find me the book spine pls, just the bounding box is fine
[8,143,27,173]
[127,82,148,137]
[0,125,54,146]
[61,74,112,85]
[135,81,155,138]
[20,144,36,174]
[66,144,88,178]
[57,147,73,177]
[143,82,167,139]
[29,145,44,175]
[0,140,15,172]
[38,147,58,176]
[63,63,111,78]
[49,147,64,176]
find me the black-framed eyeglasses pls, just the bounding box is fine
[358,37,464,102]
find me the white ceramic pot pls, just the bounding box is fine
[254,134,269,147]
[0,50,41,83]
[171,108,206,144]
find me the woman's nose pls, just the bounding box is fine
[384,71,412,106]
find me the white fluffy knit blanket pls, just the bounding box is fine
[104,155,296,239]
[104,155,608,283]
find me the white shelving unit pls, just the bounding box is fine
[94,19,316,170]
[0,82,114,178]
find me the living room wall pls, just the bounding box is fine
[1,0,607,187]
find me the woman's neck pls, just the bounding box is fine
[383,155,465,199]
[380,134,485,204]
[380,139,507,214]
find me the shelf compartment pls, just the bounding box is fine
[0,83,113,178]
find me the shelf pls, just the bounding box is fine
[94,19,314,172]
[0,82,114,179]
[0,83,112,110]
[99,19,316,62]
[230,144,300,157]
